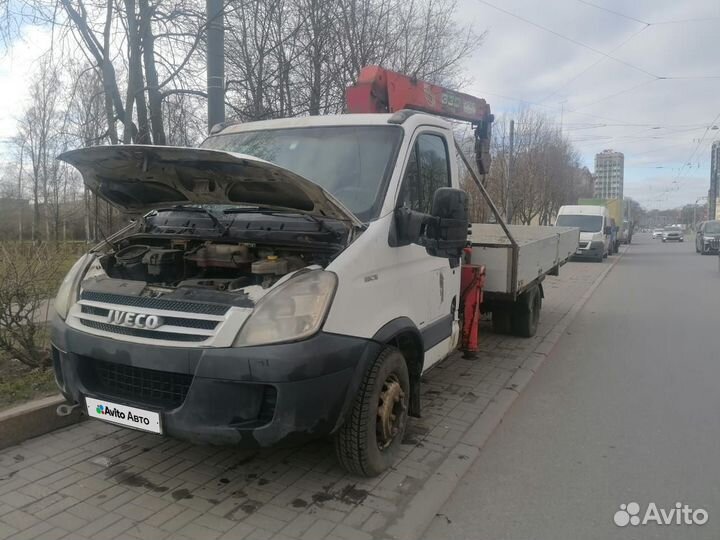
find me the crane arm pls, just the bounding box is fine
[345,66,494,174]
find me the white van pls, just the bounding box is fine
[555,205,611,262]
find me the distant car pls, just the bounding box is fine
[652,228,664,239]
[662,227,684,242]
[696,220,720,254]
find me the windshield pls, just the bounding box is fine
[556,214,603,233]
[201,126,402,222]
[704,221,720,234]
[664,227,681,231]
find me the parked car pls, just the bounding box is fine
[652,228,664,239]
[696,220,720,254]
[662,227,684,242]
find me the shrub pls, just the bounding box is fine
[0,243,65,368]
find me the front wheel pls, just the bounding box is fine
[335,347,409,477]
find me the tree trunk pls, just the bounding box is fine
[124,0,150,143]
[139,0,166,145]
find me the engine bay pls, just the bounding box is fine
[97,237,335,292]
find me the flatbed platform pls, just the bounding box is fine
[469,224,579,297]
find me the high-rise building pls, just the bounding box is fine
[593,149,624,199]
[710,141,720,220]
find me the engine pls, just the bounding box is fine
[101,239,328,291]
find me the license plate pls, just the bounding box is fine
[85,396,162,434]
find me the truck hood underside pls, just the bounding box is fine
[58,145,361,225]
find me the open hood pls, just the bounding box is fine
[58,145,362,225]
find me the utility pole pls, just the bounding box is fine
[206,0,225,132]
[505,120,515,223]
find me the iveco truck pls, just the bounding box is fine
[51,67,577,476]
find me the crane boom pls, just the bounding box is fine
[345,65,494,174]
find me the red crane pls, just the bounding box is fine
[345,65,494,176]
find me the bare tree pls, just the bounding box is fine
[16,57,64,241]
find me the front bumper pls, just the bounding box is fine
[572,240,605,259]
[702,239,719,252]
[51,318,381,447]
[663,236,683,241]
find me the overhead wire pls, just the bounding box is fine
[476,0,660,79]
[539,24,650,103]
[573,0,650,25]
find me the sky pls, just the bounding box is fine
[1,0,719,209]
[456,0,720,209]
[0,25,54,153]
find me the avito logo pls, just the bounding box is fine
[96,404,126,419]
[614,502,708,527]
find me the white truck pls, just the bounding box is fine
[51,67,578,476]
[556,205,612,262]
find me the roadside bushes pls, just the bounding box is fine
[0,243,66,368]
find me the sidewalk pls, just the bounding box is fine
[0,258,616,540]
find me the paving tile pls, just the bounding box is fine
[0,522,18,540]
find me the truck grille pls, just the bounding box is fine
[80,305,218,330]
[73,291,236,345]
[78,319,209,342]
[80,291,230,315]
[85,357,193,408]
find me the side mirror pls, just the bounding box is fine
[604,226,612,235]
[421,188,468,259]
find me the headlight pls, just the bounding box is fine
[54,254,94,320]
[233,270,337,347]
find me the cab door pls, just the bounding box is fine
[394,131,458,367]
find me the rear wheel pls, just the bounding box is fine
[512,285,542,337]
[335,347,409,477]
[492,306,512,334]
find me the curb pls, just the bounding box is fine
[386,247,627,540]
[0,394,84,451]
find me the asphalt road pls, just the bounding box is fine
[423,233,720,540]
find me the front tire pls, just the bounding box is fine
[335,347,409,477]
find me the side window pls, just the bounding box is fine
[400,134,450,214]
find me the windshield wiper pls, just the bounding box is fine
[222,206,265,214]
